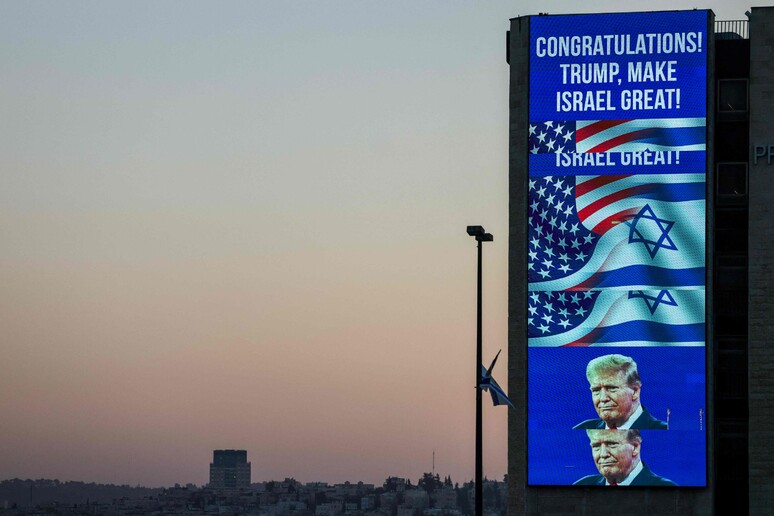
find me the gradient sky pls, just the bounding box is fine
[0,0,757,487]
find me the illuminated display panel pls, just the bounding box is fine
[526,11,708,487]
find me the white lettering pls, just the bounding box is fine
[620,88,680,110]
[627,61,678,82]
[560,62,620,84]
[556,152,616,167]
[534,32,704,58]
[556,90,616,112]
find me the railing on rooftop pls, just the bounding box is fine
[715,20,748,40]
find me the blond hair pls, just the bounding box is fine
[586,354,641,388]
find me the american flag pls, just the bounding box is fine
[529,121,577,154]
[528,174,597,284]
[529,118,705,154]
[527,290,599,339]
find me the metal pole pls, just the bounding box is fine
[475,239,483,516]
[466,225,490,516]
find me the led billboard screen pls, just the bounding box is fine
[527,11,708,487]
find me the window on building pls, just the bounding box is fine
[715,226,748,254]
[715,419,749,515]
[718,79,748,112]
[715,289,748,317]
[717,350,748,399]
[716,337,746,352]
[714,121,749,162]
[715,255,747,290]
[716,162,748,203]
[715,314,748,337]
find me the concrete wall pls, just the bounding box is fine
[748,6,774,514]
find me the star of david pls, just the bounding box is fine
[624,204,677,258]
[627,290,678,315]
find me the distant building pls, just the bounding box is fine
[431,488,457,510]
[360,495,375,511]
[379,492,397,510]
[209,449,251,489]
[403,490,429,510]
[315,501,344,516]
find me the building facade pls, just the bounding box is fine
[507,7,774,514]
[209,449,251,490]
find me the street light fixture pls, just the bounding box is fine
[466,225,493,516]
[466,226,494,242]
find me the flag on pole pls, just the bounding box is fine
[480,350,514,408]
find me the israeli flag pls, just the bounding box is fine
[480,351,514,408]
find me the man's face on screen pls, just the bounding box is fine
[588,369,640,428]
[588,430,640,484]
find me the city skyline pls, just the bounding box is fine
[0,0,754,488]
[0,472,509,515]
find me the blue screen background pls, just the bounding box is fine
[526,10,708,487]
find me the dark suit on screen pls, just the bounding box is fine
[572,406,668,430]
[573,463,677,487]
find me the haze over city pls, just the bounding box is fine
[0,0,756,488]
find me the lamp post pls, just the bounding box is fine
[466,225,493,516]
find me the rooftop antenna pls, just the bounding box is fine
[432,449,435,476]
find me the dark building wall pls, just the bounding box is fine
[507,13,716,515]
[713,35,749,516]
[748,6,774,513]
[506,15,529,514]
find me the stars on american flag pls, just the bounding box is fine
[529,121,576,155]
[528,175,598,284]
[528,290,600,338]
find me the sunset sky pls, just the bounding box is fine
[0,0,755,487]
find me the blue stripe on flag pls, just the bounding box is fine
[593,321,705,343]
[634,183,705,203]
[637,126,706,147]
[582,266,705,288]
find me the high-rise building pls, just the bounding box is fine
[507,7,773,514]
[209,449,251,490]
